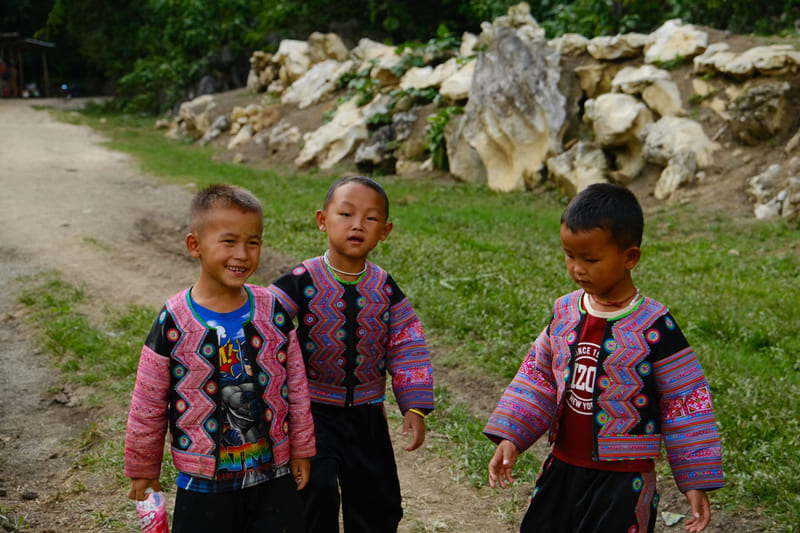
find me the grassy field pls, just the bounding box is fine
[28,108,800,530]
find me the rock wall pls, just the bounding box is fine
[165,3,800,222]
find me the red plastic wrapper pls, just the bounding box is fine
[135,489,170,533]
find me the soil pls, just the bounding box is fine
[0,90,775,533]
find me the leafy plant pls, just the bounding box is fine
[426,106,463,169]
[337,61,382,107]
[391,24,462,77]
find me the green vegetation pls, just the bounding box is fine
[7,0,798,112]
[19,109,800,530]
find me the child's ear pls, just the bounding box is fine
[625,246,641,270]
[185,232,201,258]
[315,210,326,232]
[380,221,393,241]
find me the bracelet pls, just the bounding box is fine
[408,408,426,418]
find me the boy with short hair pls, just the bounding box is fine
[485,183,724,533]
[125,184,315,533]
[268,175,434,533]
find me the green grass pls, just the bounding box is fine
[29,107,800,530]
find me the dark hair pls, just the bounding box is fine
[190,184,262,230]
[323,175,389,217]
[560,183,643,249]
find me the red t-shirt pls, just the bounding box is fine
[553,295,654,472]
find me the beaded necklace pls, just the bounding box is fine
[323,250,367,277]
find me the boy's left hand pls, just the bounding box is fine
[684,489,711,532]
[402,409,426,451]
[291,457,310,490]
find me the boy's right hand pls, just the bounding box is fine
[488,439,520,489]
[128,478,162,501]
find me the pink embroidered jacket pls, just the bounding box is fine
[484,290,724,492]
[124,285,315,481]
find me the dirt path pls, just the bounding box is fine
[0,99,762,532]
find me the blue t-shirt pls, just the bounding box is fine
[177,297,287,493]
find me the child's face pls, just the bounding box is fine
[316,181,392,267]
[186,206,263,295]
[559,224,640,302]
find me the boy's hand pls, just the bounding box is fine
[684,489,711,532]
[128,478,162,501]
[291,458,310,490]
[402,409,426,451]
[488,439,520,489]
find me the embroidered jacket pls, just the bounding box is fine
[484,290,724,492]
[124,285,316,481]
[269,257,434,413]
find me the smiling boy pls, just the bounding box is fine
[125,184,315,533]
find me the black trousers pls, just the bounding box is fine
[520,455,658,533]
[172,474,305,533]
[302,403,403,533]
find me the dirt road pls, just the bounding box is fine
[0,99,760,532]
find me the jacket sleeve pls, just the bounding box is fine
[653,316,724,492]
[268,268,302,321]
[483,325,558,452]
[386,295,434,414]
[285,329,316,458]
[124,312,171,479]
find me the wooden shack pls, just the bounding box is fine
[0,32,55,98]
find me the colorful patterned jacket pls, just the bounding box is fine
[484,290,724,492]
[269,257,434,413]
[124,285,315,481]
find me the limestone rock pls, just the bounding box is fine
[247,51,275,93]
[351,38,405,86]
[727,82,791,145]
[546,142,608,197]
[446,113,487,185]
[199,115,230,146]
[642,80,684,117]
[307,32,349,63]
[549,33,589,57]
[584,93,653,148]
[654,150,697,200]
[478,1,546,49]
[400,58,458,90]
[454,23,565,191]
[355,124,396,173]
[644,19,708,64]
[748,162,800,220]
[460,32,479,57]
[440,59,476,103]
[587,34,648,61]
[575,62,610,98]
[295,96,389,169]
[274,39,311,86]
[697,44,800,79]
[281,59,355,109]
[268,120,301,155]
[177,94,217,140]
[227,123,253,150]
[693,43,735,75]
[643,116,718,168]
[611,65,671,95]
